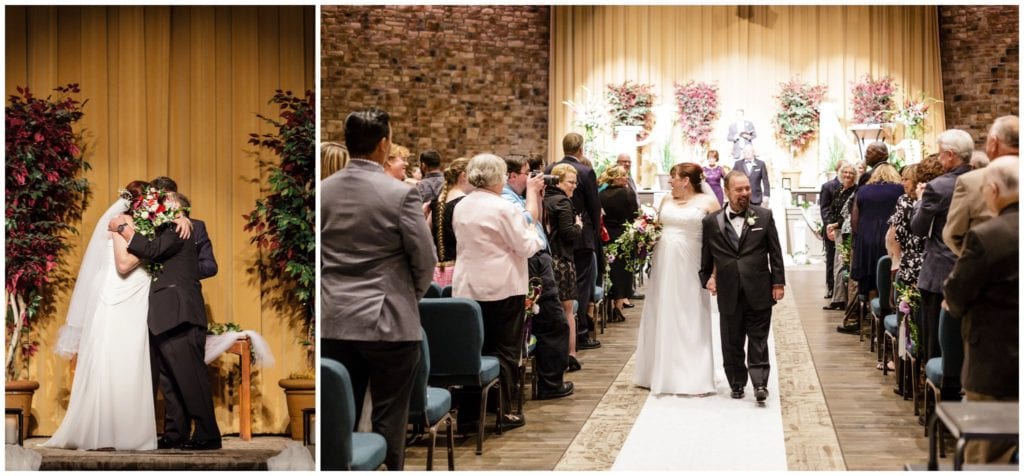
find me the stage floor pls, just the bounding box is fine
[23,436,306,470]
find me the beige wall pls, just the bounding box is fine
[550,5,945,179]
[5,5,315,436]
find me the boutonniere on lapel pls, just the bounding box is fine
[745,210,757,227]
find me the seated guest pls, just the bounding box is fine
[840,163,903,335]
[942,156,1019,464]
[544,164,584,372]
[427,157,470,287]
[824,163,858,310]
[598,166,639,323]
[452,154,545,430]
[383,144,411,182]
[321,141,349,179]
[501,155,573,399]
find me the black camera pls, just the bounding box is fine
[530,170,560,186]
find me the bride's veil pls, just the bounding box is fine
[53,198,130,359]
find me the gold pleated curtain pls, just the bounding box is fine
[549,5,945,178]
[5,5,315,436]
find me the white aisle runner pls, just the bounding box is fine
[612,306,788,470]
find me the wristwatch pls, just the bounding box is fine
[116,222,127,233]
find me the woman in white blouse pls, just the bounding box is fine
[453,153,545,430]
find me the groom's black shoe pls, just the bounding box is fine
[755,386,769,403]
[181,438,222,451]
[730,388,745,399]
[157,437,184,450]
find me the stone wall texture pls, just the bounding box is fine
[321,6,550,165]
[938,5,1019,145]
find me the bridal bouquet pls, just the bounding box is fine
[130,187,187,239]
[606,205,661,274]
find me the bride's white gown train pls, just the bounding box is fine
[42,239,156,451]
[633,199,717,395]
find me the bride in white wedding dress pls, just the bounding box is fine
[633,163,721,395]
[43,182,188,451]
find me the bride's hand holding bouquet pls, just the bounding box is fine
[606,204,662,274]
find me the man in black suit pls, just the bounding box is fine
[733,146,771,207]
[700,170,786,404]
[150,177,217,280]
[546,133,602,350]
[110,192,221,450]
[818,161,846,299]
[942,157,1018,463]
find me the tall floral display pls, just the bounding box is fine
[772,78,828,152]
[850,74,896,124]
[606,81,656,141]
[894,93,940,140]
[674,80,720,154]
[563,86,610,165]
[244,90,316,369]
[5,84,90,380]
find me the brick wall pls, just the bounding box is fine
[938,5,1019,145]
[321,6,550,165]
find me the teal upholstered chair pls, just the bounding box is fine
[440,285,453,298]
[408,329,456,470]
[320,358,387,471]
[424,282,443,299]
[924,308,963,453]
[418,298,502,456]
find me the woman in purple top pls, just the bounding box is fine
[702,150,727,205]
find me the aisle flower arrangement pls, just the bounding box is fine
[606,81,656,140]
[674,80,720,148]
[893,281,921,354]
[772,78,828,152]
[893,93,940,140]
[606,205,661,274]
[850,74,896,124]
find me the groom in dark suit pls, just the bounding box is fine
[700,170,785,404]
[111,192,221,450]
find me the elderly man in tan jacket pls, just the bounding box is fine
[943,115,1018,255]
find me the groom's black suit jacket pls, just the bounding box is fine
[699,205,785,315]
[128,226,208,335]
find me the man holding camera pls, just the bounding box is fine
[545,133,603,350]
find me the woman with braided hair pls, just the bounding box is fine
[427,157,471,286]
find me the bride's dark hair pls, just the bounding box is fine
[670,163,704,192]
[121,180,149,212]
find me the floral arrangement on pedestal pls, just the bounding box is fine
[606,81,656,141]
[850,74,897,124]
[606,205,661,274]
[5,84,90,380]
[893,93,941,140]
[244,89,315,372]
[771,78,828,152]
[673,80,720,152]
[563,85,610,151]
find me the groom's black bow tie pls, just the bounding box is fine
[728,209,747,221]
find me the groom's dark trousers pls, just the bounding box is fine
[129,225,220,443]
[719,289,772,389]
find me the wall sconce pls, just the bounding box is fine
[6,408,24,446]
[302,407,316,446]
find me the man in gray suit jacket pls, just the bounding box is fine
[321,109,436,470]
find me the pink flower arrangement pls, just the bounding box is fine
[674,81,720,148]
[894,93,940,140]
[850,74,896,124]
[772,78,828,151]
[606,81,657,140]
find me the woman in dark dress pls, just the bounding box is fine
[544,163,584,371]
[850,163,904,298]
[598,165,639,322]
[703,150,727,205]
[427,157,470,287]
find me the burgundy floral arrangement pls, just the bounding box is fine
[674,80,720,148]
[772,78,828,151]
[5,84,90,378]
[850,74,896,124]
[606,81,657,140]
